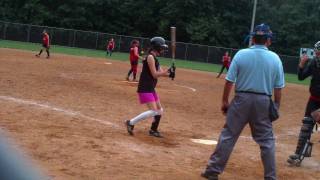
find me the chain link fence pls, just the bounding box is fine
[0,21,299,73]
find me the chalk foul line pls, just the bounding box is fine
[0,95,118,128]
[174,84,196,92]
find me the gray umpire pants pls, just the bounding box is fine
[206,93,276,180]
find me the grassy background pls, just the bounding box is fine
[0,39,309,85]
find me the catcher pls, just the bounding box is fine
[287,41,320,166]
[125,37,175,137]
[35,30,50,59]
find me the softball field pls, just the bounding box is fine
[0,48,319,180]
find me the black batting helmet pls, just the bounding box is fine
[150,37,168,52]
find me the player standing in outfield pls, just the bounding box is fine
[201,24,285,180]
[106,38,115,56]
[216,51,231,78]
[35,30,50,59]
[126,40,144,81]
[125,37,175,137]
[287,41,320,166]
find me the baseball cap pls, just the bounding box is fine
[251,23,272,38]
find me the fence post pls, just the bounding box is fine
[118,35,122,52]
[206,46,210,63]
[27,25,31,42]
[184,43,188,60]
[72,30,76,47]
[3,23,7,40]
[95,32,99,49]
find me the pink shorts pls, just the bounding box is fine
[138,92,159,104]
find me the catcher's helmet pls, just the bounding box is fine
[251,23,272,38]
[150,37,168,52]
[314,41,320,51]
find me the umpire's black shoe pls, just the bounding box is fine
[125,120,134,135]
[201,171,219,180]
[149,130,163,138]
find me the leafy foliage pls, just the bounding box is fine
[1,0,319,55]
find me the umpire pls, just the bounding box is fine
[201,23,285,180]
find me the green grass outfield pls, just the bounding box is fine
[0,39,309,85]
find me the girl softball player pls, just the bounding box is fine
[35,30,50,58]
[126,40,143,81]
[125,37,171,137]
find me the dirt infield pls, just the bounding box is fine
[0,48,319,180]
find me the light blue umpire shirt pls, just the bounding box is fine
[226,45,285,95]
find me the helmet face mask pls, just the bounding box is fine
[314,41,320,51]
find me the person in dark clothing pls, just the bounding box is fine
[125,37,170,137]
[287,41,320,166]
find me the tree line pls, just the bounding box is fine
[1,0,320,55]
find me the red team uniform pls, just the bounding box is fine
[36,30,50,58]
[126,40,141,81]
[106,39,115,56]
[130,46,139,75]
[42,33,50,48]
[217,52,231,78]
[222,55,231,69]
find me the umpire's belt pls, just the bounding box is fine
[236,90,271,97]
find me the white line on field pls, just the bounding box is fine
[174,84,196,92]
[0,95,118,128]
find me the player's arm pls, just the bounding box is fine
[273,88,282,108]
[274,58,285,108]
[147,55,169,79]
[47,35,50,47]
[134,47,143,60]
[298,55,312,80]
[221,80,234,115]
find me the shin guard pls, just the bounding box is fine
[295,117,315,159]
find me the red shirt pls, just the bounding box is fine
[130,46,139,62]
[43,33,49,46]
[107,41,114,50]
[222,55,231,68]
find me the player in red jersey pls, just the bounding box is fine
[106,38,115,56]
[35,30,50,59]
[217,51,231,78]
[126,40,143,81]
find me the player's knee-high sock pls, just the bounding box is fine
[38,49,43,55]
[46,49,50,57]
[129,110,159,125]
[133,72,137,80]
[151,115,161,131]
[127,69,133,77]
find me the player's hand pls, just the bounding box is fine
[221,101,229,115]
[299,54,308,68]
